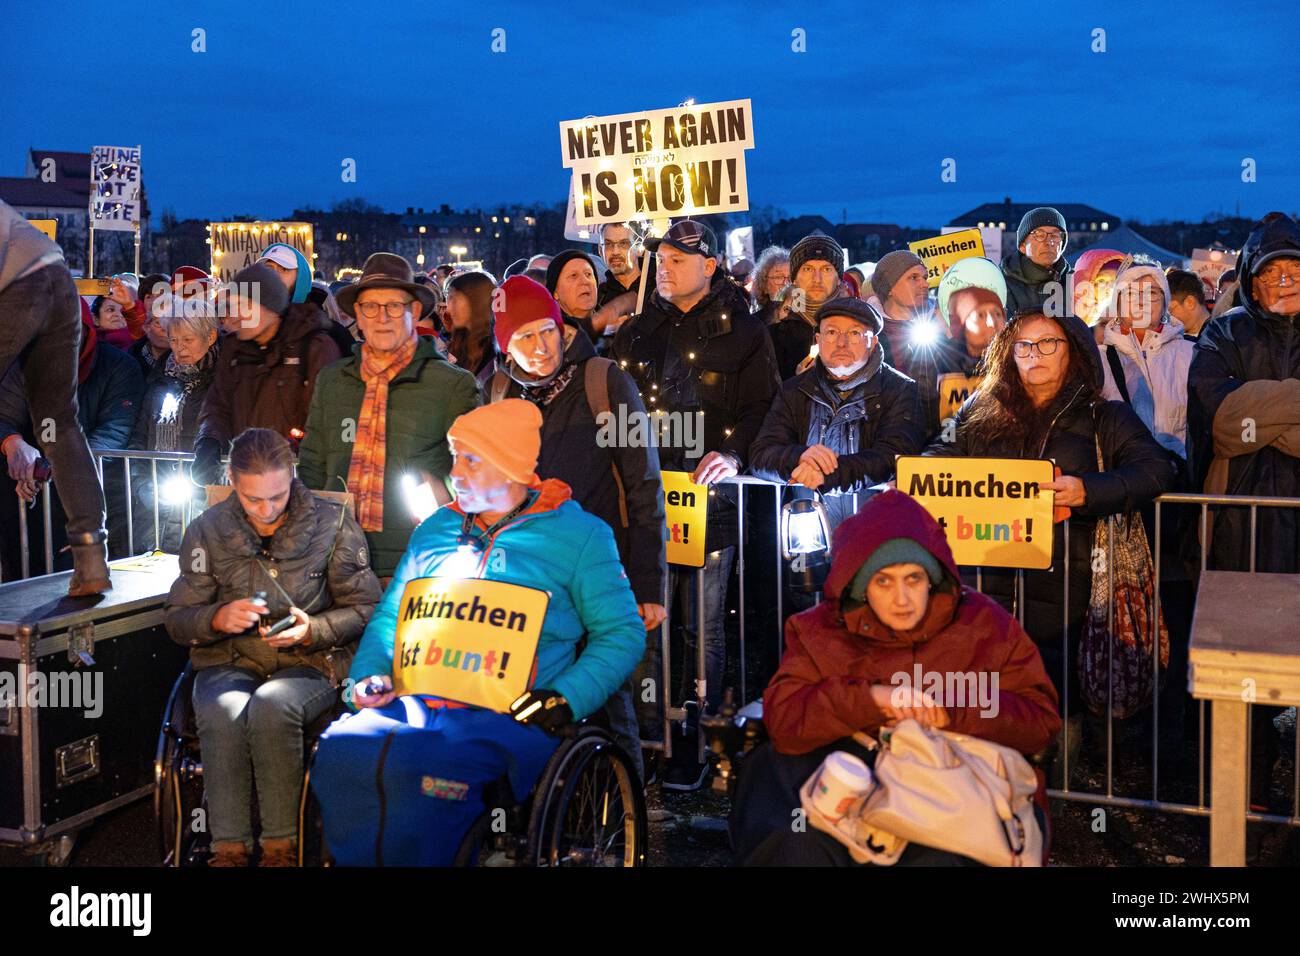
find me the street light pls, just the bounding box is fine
[450,244,467,264]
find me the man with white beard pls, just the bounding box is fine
[750,297,925,529]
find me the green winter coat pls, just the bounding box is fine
[297,337,482,577]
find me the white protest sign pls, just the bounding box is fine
[559,99,754,226]
[727,226,754,264]
[91,145,142,232]
[1189,248,1234,285]
[563,182,598,243]
[209,221,315,284]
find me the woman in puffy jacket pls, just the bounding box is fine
[164,427,382,867]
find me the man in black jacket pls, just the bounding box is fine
[1002,207,1072,317]
[612,219,780,789]
[1188,211,1300,811]
[489,275,667,776]
[769,233,844,381]
[597,222,654,308]
[750,297,924,530]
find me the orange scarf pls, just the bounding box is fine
[346,335,418,531]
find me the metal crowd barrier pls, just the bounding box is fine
[5,454,1298,830]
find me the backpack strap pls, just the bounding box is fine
[584,358,629,529]
[1104,345,1131,405]
[488,369,511,404]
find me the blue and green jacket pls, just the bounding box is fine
[349,478,645,720]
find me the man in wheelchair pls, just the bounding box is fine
[311,399,646,866]
[164,428,383,867]
[731,490,1062,866]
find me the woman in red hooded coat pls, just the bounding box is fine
[732,490,1061,866]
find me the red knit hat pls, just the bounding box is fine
[492,275,562,353]
[171,265,212,293]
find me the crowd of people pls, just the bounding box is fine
[2,196,1298,867]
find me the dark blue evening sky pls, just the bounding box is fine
[3,0,1294,227]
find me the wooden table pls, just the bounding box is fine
[1188,570,1300,866]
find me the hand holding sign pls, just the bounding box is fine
[1041,465,1086,520]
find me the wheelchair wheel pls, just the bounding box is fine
[154,666,206,867]
[527,729,647,867]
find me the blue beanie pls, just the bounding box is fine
[847,537,943,603]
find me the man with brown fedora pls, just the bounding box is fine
[299,252,481,580]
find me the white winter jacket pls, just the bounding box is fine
[1099,317,1194,459]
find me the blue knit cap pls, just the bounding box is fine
[847,537,943,603]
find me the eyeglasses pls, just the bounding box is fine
[1027,230,1064,246]
[821,328,874,344]
[602,240,633,251]
[1012,337,1066,357]
[356,301,412,319]
[1256,269,1300,288]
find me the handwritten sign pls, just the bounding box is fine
[392,577,549,712]
[91,145,141,232]
[661,470,708,567]
[209,221,314,284]
[896,456,1054,569]
[560,99,754,226]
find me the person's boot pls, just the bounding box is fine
[208,842,250,867]
[66,530,112,597]
[258,837,297,867]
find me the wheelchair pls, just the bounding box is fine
[153,662,338,867]
[452,718,648,867]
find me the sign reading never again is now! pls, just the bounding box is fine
[559,99,754,226]
[661,470,708,568]
[392,577,549,713]
[895,456,1055,570]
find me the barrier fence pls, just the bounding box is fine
[4,452,1297,829]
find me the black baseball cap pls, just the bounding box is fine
[645,220,718,260]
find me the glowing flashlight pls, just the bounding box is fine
[401,473,438,523]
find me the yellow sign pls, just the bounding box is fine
[896,456,1054,569]
[662,470,708,568]
[30,219,57,241]
[75,278,111,297]
[937,372,981,423]
[908,228,985,288]
[209,221,315,284]
[392,577,549,712]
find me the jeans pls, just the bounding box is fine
[635,546,736,738]
[312,699,559,866]
[191,664,337,847]
[0,264,105,538]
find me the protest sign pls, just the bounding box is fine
[944,224,1003,263]
[90,145,141,232]
[391,577,549,712]
[559,99,754,225]
[727,226,754,265]
[936,371,981,424]
[30,219,57,241]
[896,456,1054,569]
[563,182,598,242]
[662,470,709,568]
[75,278,111,297]
[1189,247,1234,286]
[209,221,315,284]
[909,227,985,287]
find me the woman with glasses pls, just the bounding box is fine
[924,309,1176,738]
[1002,208,1073,316]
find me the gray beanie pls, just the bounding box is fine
[1016,207,1068,248]
[231,262,290,318]
[872,250,926,305]
[789,233,845,281]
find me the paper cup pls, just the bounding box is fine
[809,751,874,823]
